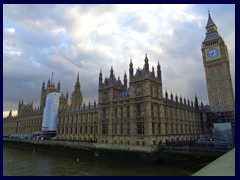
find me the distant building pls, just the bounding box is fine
[3,110,18,136]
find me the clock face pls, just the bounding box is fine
[207,48,219,59]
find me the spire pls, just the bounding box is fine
[47,78,50,87]
[152,66,155,77]
[110,65,114,80]
[206,10,217,29]
[195,94,199,109]
[165,90,168,99]
[99,69,103,85]
[144,54,149,72]
[42,81,45,89]
[124,71,127,79]
[77,72,79,82]
[129,59,134,78]
[94,101,97,109]
[51,70,54,84]
[74,73,80,90]
[130,59,133,67]
[57,81,61,92]
[9,110,12,117]
[157,61,161,81]
[124,71,127,89]
[66,91,68,99]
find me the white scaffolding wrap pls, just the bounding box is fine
[42,92,60,131]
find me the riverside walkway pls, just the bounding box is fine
[192,148,235,176]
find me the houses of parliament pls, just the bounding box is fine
[3,12,235,148]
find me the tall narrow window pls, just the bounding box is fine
[115,107,118,118]
[103,108,107,119]
[127,123,130,135]
[136,103,143,116]
[127,106,130,117]
[158,123,161,135]
[137,123,144,135]
[152,122,155,135]
[120,107,124,118]
[114,124,117,135]
[102,124,108,134]
[120,123,124,134]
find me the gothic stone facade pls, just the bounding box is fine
[55,55,202,146]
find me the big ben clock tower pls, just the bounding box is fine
[202,11,235,113]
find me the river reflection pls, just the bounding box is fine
[3,146,191,176]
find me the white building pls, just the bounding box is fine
[42,92,60,132]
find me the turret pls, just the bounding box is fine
[110,66,114,81]
[47,78,50,88]
[144,54,149,72]
[57,81,61,92]
[66,91,68,100]
[8,110,12,117]
[157,61,162,83]
[180,96,182,104]
[152,66,155,77]
[99,70,103,86]
[129,59,134,79]
[195,94,199,110]
[42,81,45,89]
[71,73,83,108]
[165,90,168,100]
[124,71,127,89]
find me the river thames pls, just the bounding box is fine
[3,146,194,176]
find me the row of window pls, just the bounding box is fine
[164,108,196,121]
[58,126,98,135]
[17,119,42,127]
[17,128,40,134]
[101,123,199,136]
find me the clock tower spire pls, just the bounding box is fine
[201,11,235,115]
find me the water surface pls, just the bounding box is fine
[3,146,191,176]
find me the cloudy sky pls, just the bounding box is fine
[3,4,235,117]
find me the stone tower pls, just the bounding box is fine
[70,73,83,108]
[40,73,61,110]
[17,100,33,117]
[201,11,235,112]
[59,92,69,111]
